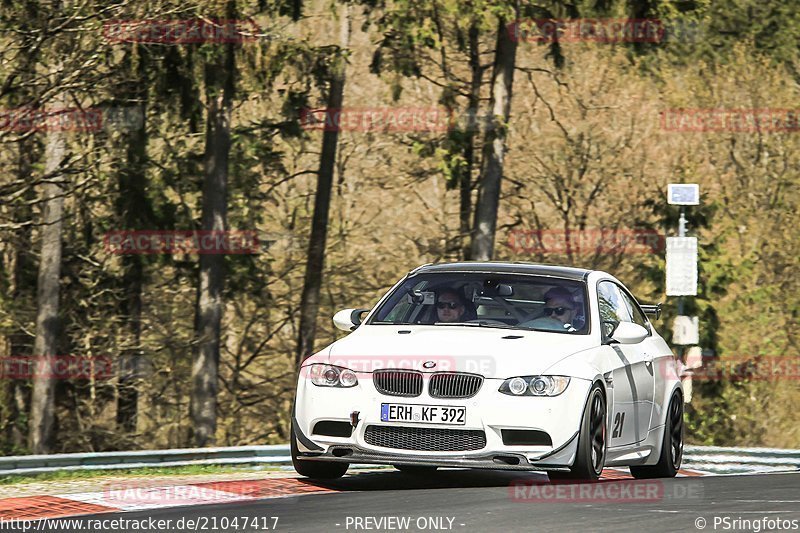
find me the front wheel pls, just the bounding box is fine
[630,391,683,479]
[291,421,349,479]
[548,384,606,482]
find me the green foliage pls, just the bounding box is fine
[686,378,800,447]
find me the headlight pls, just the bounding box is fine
[508,377,528,395]
[339,369,358,387]
[307,364,359,388]
[499,375,570,397]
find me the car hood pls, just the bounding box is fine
[310,325,597,379]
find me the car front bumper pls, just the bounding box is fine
[293,371,593,471]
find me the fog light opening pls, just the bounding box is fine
[331,447,353,457]
[493,455,521,466]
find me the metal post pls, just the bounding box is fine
[677,206,686,315]
[667,185,700,389]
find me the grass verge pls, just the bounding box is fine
[0,464,283,487]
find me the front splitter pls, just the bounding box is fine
[297,446,571,472]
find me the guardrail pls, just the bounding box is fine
[682,445,800,474]
[1,444,798,477]
[0,445,292,477]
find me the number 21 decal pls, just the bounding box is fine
[612,412,626,438]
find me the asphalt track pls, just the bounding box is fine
[37,469,800,533]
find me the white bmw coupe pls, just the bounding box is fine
[292,262,684,481]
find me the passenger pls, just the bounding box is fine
[521,287,578,331]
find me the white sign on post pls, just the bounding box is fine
[668,184,700,205]
[684,345,703,369]
[672,315,700,345]
[666,237,698,296]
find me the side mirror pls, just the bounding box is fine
[333,308,370,332]
[610,322,649,345]
[641,303,662,320]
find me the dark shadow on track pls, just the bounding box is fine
[299,467,637,492]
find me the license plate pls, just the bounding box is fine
[380,403,466,425]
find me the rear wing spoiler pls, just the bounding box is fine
[641,303,662,320]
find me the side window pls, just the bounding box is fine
[597,281,632,337]
[385,301,411,322]
[618,288,650,333]
[373,279,426,323]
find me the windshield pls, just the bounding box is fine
[369,272,589,334]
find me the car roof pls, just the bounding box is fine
[410,261,592,281]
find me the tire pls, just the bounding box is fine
[548,384,607,482]
[393,465,438,475]
[630,391,683,479]
[290,420,349,479]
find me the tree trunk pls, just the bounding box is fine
[116,45,149,433]
[28,93,67,454]
[3,137,37,450]
[190,15,235,447]
[116,238,144,433]
[296,5,351,365]
[470,5,519,261]
[460,21,481,260]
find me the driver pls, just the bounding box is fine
[521,287,578,332]
[435,289,474,323]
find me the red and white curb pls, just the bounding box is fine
[0,478,336,521]
[0,469,706,521]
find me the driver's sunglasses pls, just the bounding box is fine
[437,302,462,310]
[544,306,572,316]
